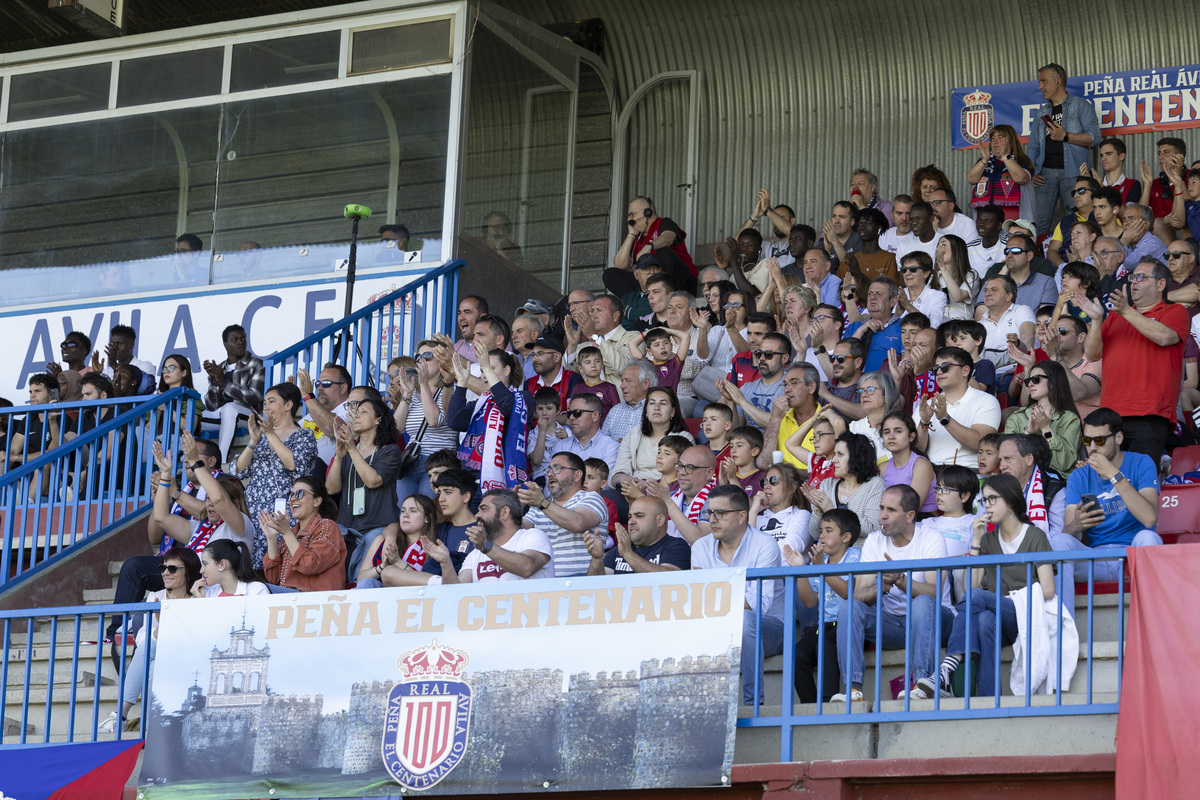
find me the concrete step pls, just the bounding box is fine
[83,588,117,604]
[733,694,1119,763]
[5,644,118,687]
[2,683,131,739]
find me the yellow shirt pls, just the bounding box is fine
[776,406,820,469]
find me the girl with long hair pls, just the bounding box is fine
[191,539,269,597]
[1003,360,1081,475]
[880,411,937,515]
[935,234,980,321]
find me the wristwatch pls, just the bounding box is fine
[1043,430,1053,440]
[1111,471,1126,485]
[939,416,951,427]
[540,497,551,510]
[170,489,182,502]
[481,539,493,554]
[814,346,827,355]
[303,393,314,402]
[191,460,205,472]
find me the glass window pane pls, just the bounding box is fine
[350,19,452,75]
[117,49,223,107]
[210,77,451,283]
[8,64,110,122]
[230,32,341,93]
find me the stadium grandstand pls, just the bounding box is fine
[1,0,1198,797]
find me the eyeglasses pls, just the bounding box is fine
[754,350,785,359]
[860,385,880,395]
[813,315,834,324]
[415,352,435,362]
[700,281,720,290]
[1023,374,1046,387]
[288,489,307,500]
[934,485,960,495]
[161,365,179,375]
[760,475,781,488]
[1129,272,1152,283]
[1003,247,1029,255]
[676,463,710,475]
[707,508,742,519]
[1166,251,1191,260]
[566,409,592,418]
[345,400,363,412]
[1080,435,1110,447]
[929,199,949,205]
[933,362,964,374]
[160,564,181,574]
[980,494,1001,506]
[1095,248,1122,257]
[1072,187,1091,196]
[723,302,743,310]
[546,464,581,474]
[60,341,81,349]
[814,431,833,439]
[314,379,346,388]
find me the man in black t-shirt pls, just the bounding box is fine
[586,496,690,575]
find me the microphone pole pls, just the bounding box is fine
[335,203,372,364]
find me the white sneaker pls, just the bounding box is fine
[829,689,864,703]
[98,711,120,733]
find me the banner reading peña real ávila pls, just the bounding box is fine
[140,570,744,797]
[951,63,1200,149]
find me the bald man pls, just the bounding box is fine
[586,496,692,575]
[640,444,717,544]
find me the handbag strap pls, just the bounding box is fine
[411,388,438,443]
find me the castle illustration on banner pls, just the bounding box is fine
[143,621,739,792]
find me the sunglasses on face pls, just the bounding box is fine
[160,564,181,574]
[1056,327,1074,336]
[288,489,308,500]
[1072,187,1091,196]
[723,302,743,310]
[565,409,592,418]
[1080,435,1110,447]
[934,362,964,374]
[1166,251,1190,260]
[314,379,346,388]
[829,354,856,364]
[415,352,436,362]
[1023,374,1046,387]
[899,266,928,274]
[760,475,781,488]
[754,350,784,359]
[60,341,81,349]
[1004,247,1029,255]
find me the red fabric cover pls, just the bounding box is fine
[1115,544,1200,798]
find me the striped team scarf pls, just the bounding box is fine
[1026,467,1048,526]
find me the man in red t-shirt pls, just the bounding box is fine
[1079,257,1189,460]
[1140,137,1187,245]
[605,196,698,296]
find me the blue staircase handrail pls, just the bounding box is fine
[263,259,462,392]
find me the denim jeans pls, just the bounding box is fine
[743,609,784,705]
[837,593,953,686]
[946,589,1018,698]
[1032,168,1079,236]
[1052,529,1161,609]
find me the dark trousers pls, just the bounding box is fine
[1121,415,1171,462]
[106,555,164,637]
[602,249,697,297]
[794,621,842,703]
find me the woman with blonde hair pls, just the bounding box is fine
[966,124,1034,221]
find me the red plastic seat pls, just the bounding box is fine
[684,417,703,439]
[1157,483,1200,536]
[1169,445,1200,476]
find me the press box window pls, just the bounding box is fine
[350,19,452,75]
[230,32,341,92]
[117,49,223,107]
[8,64,111,122]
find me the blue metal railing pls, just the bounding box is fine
[0,389,200,591]
[263,259,462,394]
[739,550,1127,762]
[1,603,158,746]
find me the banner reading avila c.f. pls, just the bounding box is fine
[140,571,745,797]
[951,64,1200,149]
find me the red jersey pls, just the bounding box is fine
[1100,301,1189,422]
[635,217,697,277]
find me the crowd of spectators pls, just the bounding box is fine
[11,61,1200,716]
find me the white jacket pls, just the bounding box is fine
[1010,583,1079,695]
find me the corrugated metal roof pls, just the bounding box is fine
[498,0,1200,253]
